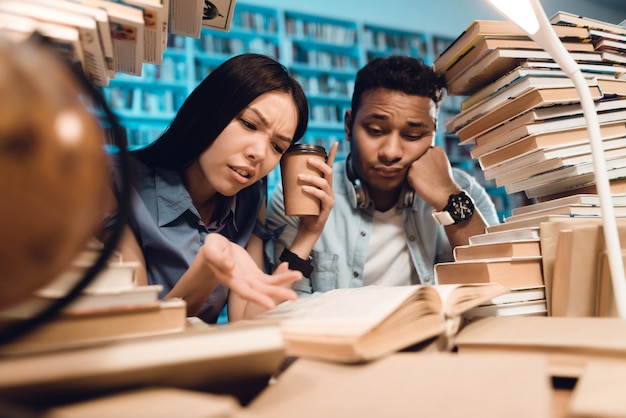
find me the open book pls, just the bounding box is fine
[246,283,509,363]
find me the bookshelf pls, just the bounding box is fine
[283,11,359,156]
[363,24,429,63]
[100,2,517,218]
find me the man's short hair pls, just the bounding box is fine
[350,55,447,117]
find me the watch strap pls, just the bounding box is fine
[279,248,313,278]
[432,191,474,226]
[431,209,456,226]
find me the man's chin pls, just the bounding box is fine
[366,180,405,194]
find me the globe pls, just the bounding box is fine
[0,38,110,310]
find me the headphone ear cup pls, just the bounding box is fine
[397,184,416,209]
[345,157,369,209]
[352,177,369,209]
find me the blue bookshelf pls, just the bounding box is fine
[100,2,516,213]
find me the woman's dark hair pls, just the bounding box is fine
[133,53,308,169]
[350,55,447,119]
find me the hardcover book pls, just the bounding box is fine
[453,240,541,261]
[454,316,626,377]
[0,323,286,405]
[245,353,553,418]
[443,37,594,84]
[434,257,544,289]
[0,299,187,354]
[433,19,589,73]
[446,48,602,96]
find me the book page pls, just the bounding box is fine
[169,0,204,38]
[436,283,509,318]
[253,285,429,337]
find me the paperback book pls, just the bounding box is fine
[477,121,626,170]
[480,135,626,173]
[492,147,626,187]
[458,84,604,144]
[464,96,626,150]
[503,155,626,194]
[511,194,626,216]
[0,0,109,86]
[470,103,622,159]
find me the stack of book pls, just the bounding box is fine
[0,0,236,83]
[437,12,626,204]
[433,12,626,318]
[0,240,187,354]
[434,229,547,318]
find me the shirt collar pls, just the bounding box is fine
[153,167,237,228]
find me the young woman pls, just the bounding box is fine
[110,54,337,323]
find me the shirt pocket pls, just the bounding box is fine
[310,250,339,293]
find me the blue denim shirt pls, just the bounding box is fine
[266,159,500,295]
[110,156,264,323]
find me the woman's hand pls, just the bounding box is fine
[200,233,300,310]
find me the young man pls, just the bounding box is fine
[267,56,499,295]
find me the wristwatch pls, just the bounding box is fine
[432,191,475,226]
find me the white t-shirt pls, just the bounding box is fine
[363,208,420,286]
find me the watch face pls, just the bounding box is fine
[449,193,474,222]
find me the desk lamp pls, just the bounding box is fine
[486,0,626,318]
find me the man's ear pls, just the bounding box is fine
[344,109,353,140]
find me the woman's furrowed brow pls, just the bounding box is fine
[248,106,293,144]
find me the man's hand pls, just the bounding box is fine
[407,145,461,210]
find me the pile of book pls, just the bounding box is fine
[437,12,626,203]
[433,12,626,318]
[435,226,547,318]
[0,0,236,84]
[0,239,187,354]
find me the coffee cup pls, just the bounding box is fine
[280,144,327,216]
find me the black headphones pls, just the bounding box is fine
[345,154,416,210]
